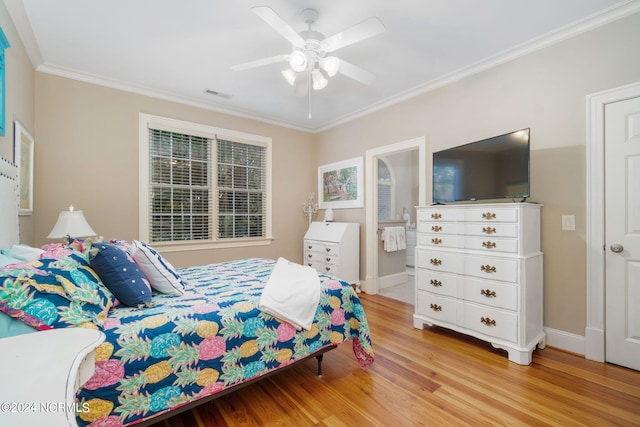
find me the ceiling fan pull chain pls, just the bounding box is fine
[308,71,312,119]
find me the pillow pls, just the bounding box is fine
[0,253,115,330]
[1,244,45,262]
[0,254,21,267]
[130,240,186,295]
[89,243,152,308]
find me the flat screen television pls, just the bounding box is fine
[432,128,530,203]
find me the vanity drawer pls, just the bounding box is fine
[416,292,458,324]
[416,269,459,298]
[418,221,462,235]
[463,302,518,343]
[305,241,340,256]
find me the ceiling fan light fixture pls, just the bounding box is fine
[281,68,297,86]
[320,56,340,77]
[289,50,307,72]
[312,68,328,90]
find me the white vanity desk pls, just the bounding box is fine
[0,328,105,426]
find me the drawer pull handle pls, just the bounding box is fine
[307,254,312,258]
[431,213,442,220]
[481,317,496,326]
[326,248,331,252]
[325,267,331,271]
[430,258,442,266]
[432,238,442,245]
[480,265,496,273]
[482,212,496,220]
[480,289,497,298]
[308,245,313,249]
[482,241,496,249]
[326,257,331,262]
[432,225,442,232]
[430,279,442,287]
[430,304,442,312]
[482,227,496,235]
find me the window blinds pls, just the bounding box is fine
[217,138,266,239]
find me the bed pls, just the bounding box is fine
[0,156,374,426]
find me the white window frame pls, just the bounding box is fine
[139,113,273,252]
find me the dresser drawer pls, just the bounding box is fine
[418,233,462,249]
[416,292,458,324]
[463,254,518,283]
[305,251,340,264]
[416,269,459,298]
[416,249,462,273]
[417,208,461,222]
[418,221,462,235]
[464,223,518,238]
[464,207,518,223]
[305,241,340,256]
[463,277,518,311]
[464,236,519,254]
[463,302,518,342]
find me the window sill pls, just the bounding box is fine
[149,237,274,253]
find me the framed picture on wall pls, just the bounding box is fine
[318,156,363,209]
[14,121,34,215]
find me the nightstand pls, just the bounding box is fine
[0,328,105,427]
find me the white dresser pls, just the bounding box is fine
[413,203,544,365]
[304,222,360,284]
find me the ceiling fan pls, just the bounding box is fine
[231,6,385,91]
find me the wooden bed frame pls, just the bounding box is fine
[134,345,337,426]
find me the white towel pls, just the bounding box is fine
[259,257,321,330]
[383,227,398,252]
[396,226,407,250]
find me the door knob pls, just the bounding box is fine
[610,244,624,253]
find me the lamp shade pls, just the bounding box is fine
[47,206,97,238]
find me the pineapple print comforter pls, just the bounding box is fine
[75,258,374,426]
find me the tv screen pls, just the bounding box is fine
[432,128,530,203]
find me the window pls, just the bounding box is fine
[377,158,393,220]
[0,26,10,136]
[139,114,272,249]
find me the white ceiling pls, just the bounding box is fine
[5,0,638,132]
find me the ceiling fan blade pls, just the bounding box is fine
[338,60,376,85]
[320,16,385,53]
[231,54,289,71]
[252,6,305,48]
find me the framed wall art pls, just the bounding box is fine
[318,156,363,209]
[14,121,34,215]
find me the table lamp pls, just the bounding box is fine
[47,205,97,239]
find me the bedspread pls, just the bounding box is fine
[75,258,374,426]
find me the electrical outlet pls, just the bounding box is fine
[562,215,575,231]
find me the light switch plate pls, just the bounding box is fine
[562,215,575,231]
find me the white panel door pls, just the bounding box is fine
[605,96,640,371]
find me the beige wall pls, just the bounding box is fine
[0,1,35,243]
[33,74,316,267]
[315,12,640,336]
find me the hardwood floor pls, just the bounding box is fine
[148,294,640,426]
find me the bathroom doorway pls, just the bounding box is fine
[364,137,427,303]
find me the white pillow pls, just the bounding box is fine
[130,240,186,295]
[1,244,45,262]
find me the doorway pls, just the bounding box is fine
[364,137,427,297]
[586,81,640,371]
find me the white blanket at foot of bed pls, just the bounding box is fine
[259,257,320,330]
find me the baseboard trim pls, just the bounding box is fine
[543,327,585,356]
[378,272,408,290]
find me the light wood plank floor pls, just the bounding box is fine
[149,294,640,426]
